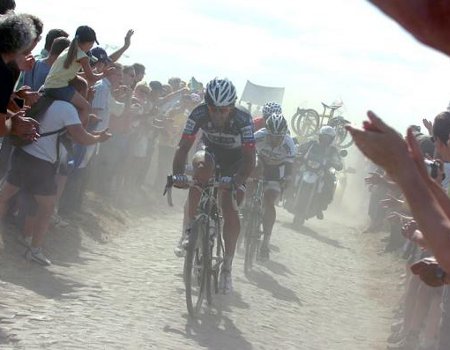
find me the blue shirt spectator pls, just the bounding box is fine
[22,58,51,91]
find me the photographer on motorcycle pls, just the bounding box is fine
[297,125,343,220]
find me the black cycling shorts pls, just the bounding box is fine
[205,147,242,177]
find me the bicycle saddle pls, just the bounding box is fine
[321,102,342,110]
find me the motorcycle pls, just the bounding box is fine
[284,144,347,226]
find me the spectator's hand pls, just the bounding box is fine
[114,85,133,101]
[16,53,35,71]
[124,29,134,49]
[11,111,39,141]
[103,66,116,77]
[401,219,418,239]
[433,159,445,184]
[410,257,446,287]
[87,86,96,103]
[380,194,404,209]
[422,118,433,136]
[15,86,41,106]
[88,114,102,124]
[365,172,384,186]
[346,111,411,182]
[386,211,410,224]
[93,128,111,143]
[369,0,450,57]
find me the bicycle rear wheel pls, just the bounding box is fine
[244,213,260,274]
[328,117,354,149]
[184,216,208,318]
[295,109,320,138]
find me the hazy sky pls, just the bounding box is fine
[19,0,450,132]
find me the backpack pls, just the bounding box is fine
[9,96,74,163]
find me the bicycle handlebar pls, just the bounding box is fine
[163,175,240,210]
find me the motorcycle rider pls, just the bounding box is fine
[254,113,296,260]
[297,125,343,219]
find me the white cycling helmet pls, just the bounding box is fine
[262,102,282,120]
[319,125,336,138]
[266,113,288,136]
[205,78,237,107]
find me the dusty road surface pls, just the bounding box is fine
[0,196,402,350]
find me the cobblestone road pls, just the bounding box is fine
[0,200,402,349]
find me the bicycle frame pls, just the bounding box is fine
[197,183,224,280]
[319,103,342,128]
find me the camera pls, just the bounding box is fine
[424,159,442,180]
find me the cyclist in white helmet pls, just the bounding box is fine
[254,113,296,260]
[172,78,256,294]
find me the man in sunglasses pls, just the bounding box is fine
[172,78,256,294]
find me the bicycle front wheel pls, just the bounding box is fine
[184,216,208,318]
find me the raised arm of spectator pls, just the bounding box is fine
[66,124,111,145]
[79,56,112,83]
[157,87,189,106]
[369,0,450,56]
[347,111,450,272]
[109,29,134,63]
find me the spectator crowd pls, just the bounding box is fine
[351,2,450,349]
[0,1,203,266]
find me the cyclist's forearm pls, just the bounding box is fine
[173,137,195,174]
[173,147,189,174]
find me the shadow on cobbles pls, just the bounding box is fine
[164,300,252,350]
[245,269,303,305]
[0,227,89,300]
[0,327,18,346]
[0,261,88,300]
[284,222,349,250]
[261,258,295,277]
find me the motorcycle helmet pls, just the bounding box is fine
[319,125,336,138]
[319,125,336,145]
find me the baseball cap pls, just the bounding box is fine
[89,47,112,63]
[75,25,99,45]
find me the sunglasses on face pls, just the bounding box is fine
[209,105,233,113]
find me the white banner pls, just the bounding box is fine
[240,80,285,106]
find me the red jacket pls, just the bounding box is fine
[252,116,265,132]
